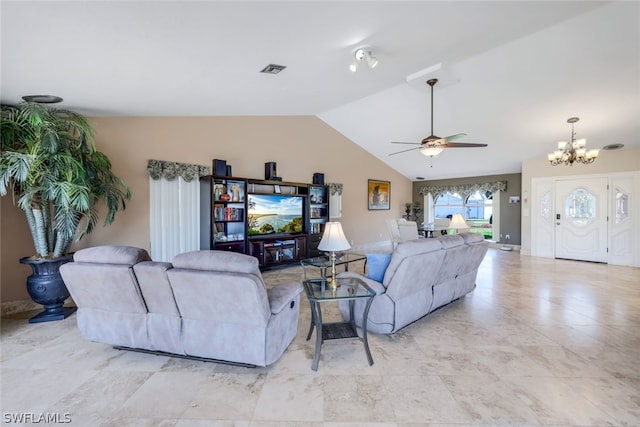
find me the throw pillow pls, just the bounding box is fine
[365,253,392,282]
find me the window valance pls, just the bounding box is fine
[147,160,210,182]
[418,181,507,199]
[328,183,343,196]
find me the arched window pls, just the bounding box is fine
[433,190,493,239]
[466,190,493,222]
[434,192,464,219]
[420,180,506,242]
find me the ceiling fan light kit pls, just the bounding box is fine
[389,78,487,159]
[349,48,378,72]
[419,146,444,157]
[548,117,599,166]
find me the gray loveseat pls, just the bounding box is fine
[60,246,302,366]
[338,232,489,334]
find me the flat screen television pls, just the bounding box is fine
[248,194,304,236]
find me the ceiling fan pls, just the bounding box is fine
[389,78,487,157]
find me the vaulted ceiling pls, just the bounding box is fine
[2,1,638,180]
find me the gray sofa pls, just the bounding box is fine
[59,246,302,367]
[338,232,489,334]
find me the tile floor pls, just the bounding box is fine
[1,249,639,426]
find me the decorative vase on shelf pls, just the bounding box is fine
[220,193,231,202]
[231,184,240,202]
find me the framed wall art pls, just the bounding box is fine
[368,179,390,210]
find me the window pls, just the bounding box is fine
[421,181,505,242]
[615,190,629,224]
[565,188,596,226]
[147,160,208,262]
[434,191,492,221]
[433,190,493,239]
[466,190,493,222]
[434,192,463,218]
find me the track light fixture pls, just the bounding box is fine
[349,48,378,72]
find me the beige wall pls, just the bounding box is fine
[0,116,412,303]
[521,147,640,255]
[1,196,35,303]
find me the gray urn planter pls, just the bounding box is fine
[20,255,77,323]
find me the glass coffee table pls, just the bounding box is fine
[303,277,376,371]
[300,253,366,279]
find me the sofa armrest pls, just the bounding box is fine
[336,271,386,295]
[268,282,303,315]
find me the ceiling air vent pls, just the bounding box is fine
[260,64,287,74]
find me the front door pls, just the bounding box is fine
[555,177,608,262]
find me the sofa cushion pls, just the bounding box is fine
[383,238,443,288]
[73,245,151,265]
[365,253,392,282]
[459,231,485,244]
[395,238,442,255]
[173,250,261,276]
[436,234,465,249]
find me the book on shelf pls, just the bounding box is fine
[214,205,244,221]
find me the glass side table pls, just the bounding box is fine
[303,276,376,371]
[300,252,366,279]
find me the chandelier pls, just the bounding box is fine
[548,117,599,166]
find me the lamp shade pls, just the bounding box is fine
[449,213,468,230]
[318,222,351,252]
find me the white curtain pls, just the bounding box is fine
[149,176,200,262]
[329,183,343,219]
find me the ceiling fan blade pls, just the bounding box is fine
[389,146,421,156]
[443,133,467,141]
[389,80,483,155]
[440,142,488,148]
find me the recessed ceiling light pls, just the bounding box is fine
[21,95,63,103]
[260,64,287,74]
[602,143,624,150]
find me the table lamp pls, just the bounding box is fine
[317,222,351,286]
[449,213,468,234]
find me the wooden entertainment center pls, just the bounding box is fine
[200,175,329,268]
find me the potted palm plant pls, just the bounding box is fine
[0,101,130,323]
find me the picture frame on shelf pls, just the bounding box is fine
[368,179,390,210]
